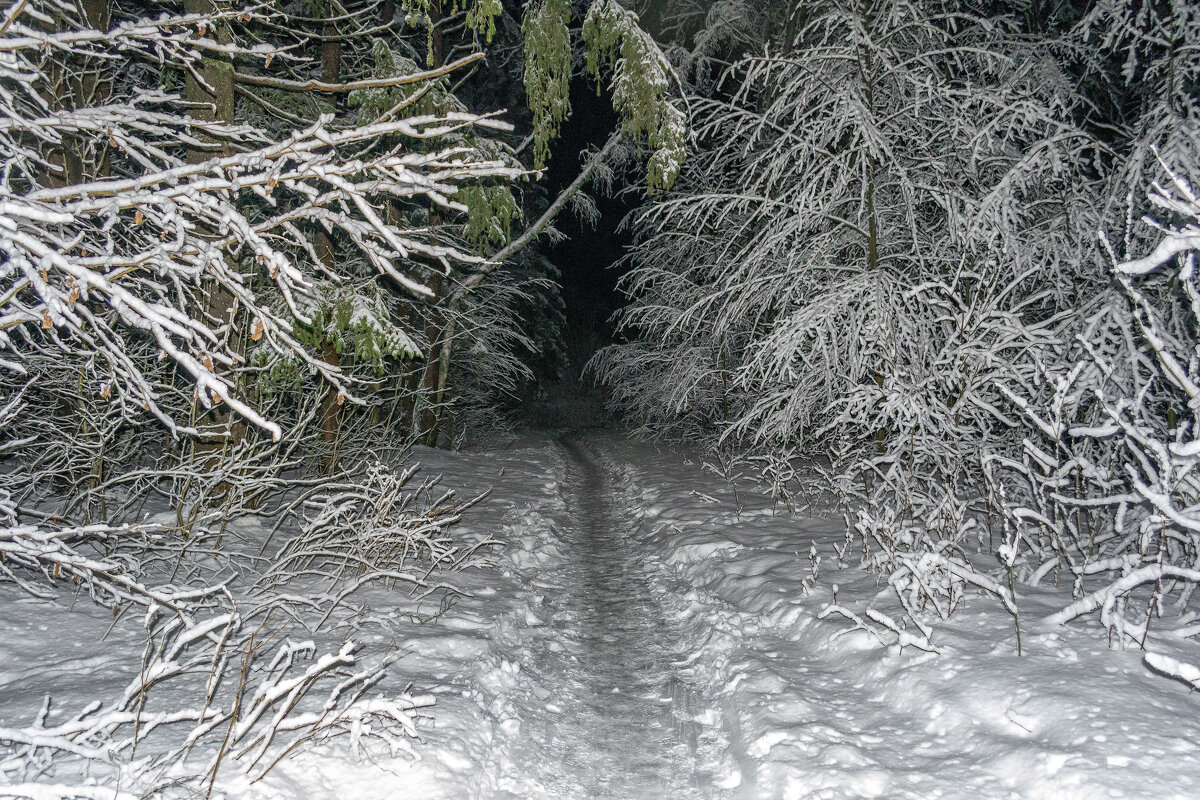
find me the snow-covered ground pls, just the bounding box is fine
[4,431,1200,799]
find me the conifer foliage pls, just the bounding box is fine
[596,0,1200,656]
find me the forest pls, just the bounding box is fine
[2,0,1199,798]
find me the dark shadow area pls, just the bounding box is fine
[543,80,632,375]
[515,76,639,430]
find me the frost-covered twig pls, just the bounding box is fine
[0,602,435,795]
[253,461,479,628]
[0,520,219,620]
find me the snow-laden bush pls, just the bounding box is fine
[1079,0,1200,216]
[0,446,474,796]
[596,0,1096,463]
[594,0,1096,643]
[0,592,435,796]
[0,0,521,514]
[821,462,1023,653]
[255,460,492,628]
[992,165,1200,647]
[0,4,515,796]
[0,1,520,479]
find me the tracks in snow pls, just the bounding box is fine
[484,435,709,799]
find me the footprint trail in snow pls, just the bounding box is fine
[496,436,706,799]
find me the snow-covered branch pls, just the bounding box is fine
[0,1,518,437]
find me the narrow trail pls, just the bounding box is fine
[497,436,706,799]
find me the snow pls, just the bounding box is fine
[4,431,1200,798]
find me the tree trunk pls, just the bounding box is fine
[418,273,445,446]
[72,0,113,180]
[782,0,801,51]
[184,0,244,465]
[38,1,113,186]
[184,1,236,162]
[858,18,886,455]
[402,354,424,435]
[35,2,114,510]
[418,6,450,447]
[319,340,343,472]
[316,1,344,473]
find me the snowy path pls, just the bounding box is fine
[380,432,1200,800]
[10,432,1199,800]
[491,436,706,798]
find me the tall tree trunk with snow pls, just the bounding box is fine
[418,275,446,447]
[184,0,244,464]
[30,0,116,518]
[42,0,113,185]
[317,1,344,474]
[416,1,448,447]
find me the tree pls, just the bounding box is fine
[1079,0,1200,210]
[598,0,1097,483]
[4,14,540,603]
[593,0,1114,641]
[0,0,516,431]
[992,163,1200,647]
[980,1,1200,646]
